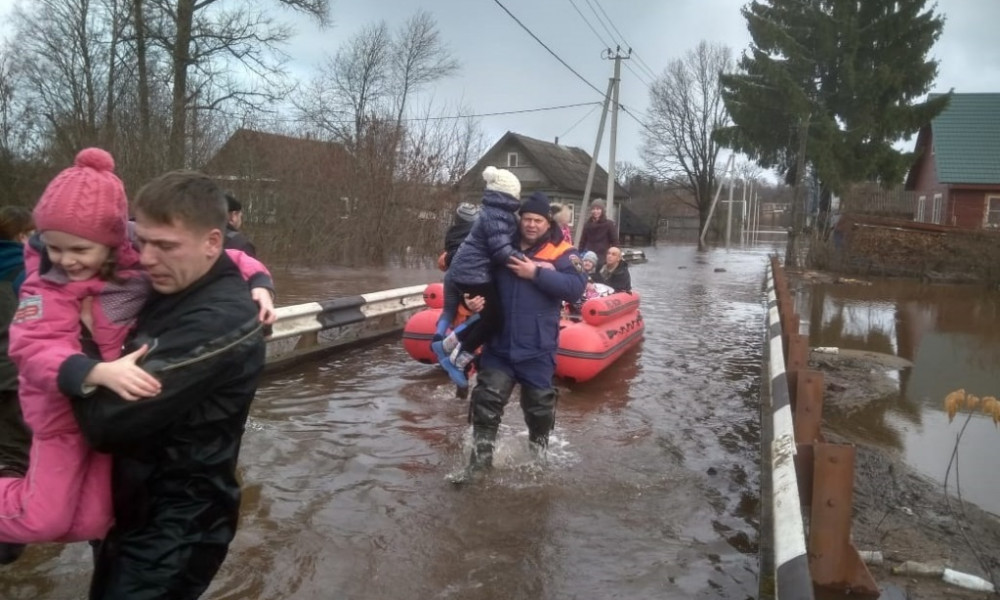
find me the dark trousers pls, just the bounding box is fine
[453,281,502,354]
[470,355,558,446]
[0,389,30,476]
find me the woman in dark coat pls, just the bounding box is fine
[578,198,618,267]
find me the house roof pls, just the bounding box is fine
[926,93,1000,185]
[202,128,353,181]
[461,132,628,199]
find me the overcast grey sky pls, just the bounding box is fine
[1,0,997,168]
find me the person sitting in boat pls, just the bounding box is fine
[433,166,524,388]
[581,250,598,278]
[568,251,612,316]
[597,246,631,293]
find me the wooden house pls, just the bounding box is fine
[904,93,1000,229]
[457,132,630,231]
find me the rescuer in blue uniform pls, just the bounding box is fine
[465,191,586,474]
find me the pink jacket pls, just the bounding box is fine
[0,239,270,543]
[560,224,573,245]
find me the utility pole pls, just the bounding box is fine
[603,47,629,226]
[699,154,736,246]
[574,78,614,248]
[725,171,735,248]
[577,47,630,246]
[739,178,746,245]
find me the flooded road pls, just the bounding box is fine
[3,243,777,599]
[799,280,1000,517]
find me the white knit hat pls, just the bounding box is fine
[483,166,521,198]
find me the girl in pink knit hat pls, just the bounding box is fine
[0,148,275,561]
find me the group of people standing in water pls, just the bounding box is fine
[0,149,275,599]
[434,166,636,480]
[0,155,637,597]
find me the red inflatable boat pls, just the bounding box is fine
[402,283,644,382]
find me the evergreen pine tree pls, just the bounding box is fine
[716,0,948,237]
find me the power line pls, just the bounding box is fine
[581,0,621,53]
[493,0,657,159]
[588,0,660,82]
[558,103,601,139]
[591,0,629,47]
[564,0,652,88]
[623,59,653,89]
[401,101,602,122]
[240,101,603,125]
[619,103,657,139]
[492,0,606,98]
[566,0,613,49]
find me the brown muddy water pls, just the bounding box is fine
[3,243,783,599]
[798,279,1000,517]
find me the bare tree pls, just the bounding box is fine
[10,0,120,161]
[641,40,733,238]
[292,11,466,266]
[390,9,459,129]
[150,0,329,168]
[0,51,18,159]
[615,160,640,189]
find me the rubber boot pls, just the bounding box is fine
[469,426,497,472]
[451,369,514,483]
[521,386,558,463]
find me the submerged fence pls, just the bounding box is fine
[265,284,427,369]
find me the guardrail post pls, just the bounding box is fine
[782,312,800,359]
[294,331,319,350]
[785,333,809,410]
[794,443,814,509]
[808,443,880,596]
[793,370,824,510]
[794,370,824,445]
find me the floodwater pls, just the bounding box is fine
[4,243,776,599]
[798,279,1000,517]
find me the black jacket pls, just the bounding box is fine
[65,253,266,600]
[0,240,29,476]
[443,219,474,268]
[224,224,257,258]
[596,260,631,293]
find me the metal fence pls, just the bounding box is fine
[265,284,428,369]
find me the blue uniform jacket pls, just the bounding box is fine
[448,190,521,287]
[488,232,587,363]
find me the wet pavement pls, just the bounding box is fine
[4,243,777,599]
[797,279,1000,517]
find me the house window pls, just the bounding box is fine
[932,193,943,224]
[987,195,1000,227]
[507,152,519,168]
[915,195,926,222]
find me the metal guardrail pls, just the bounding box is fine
[764,257,879,599]
[265,284,427,369]
[764,261,814,600]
